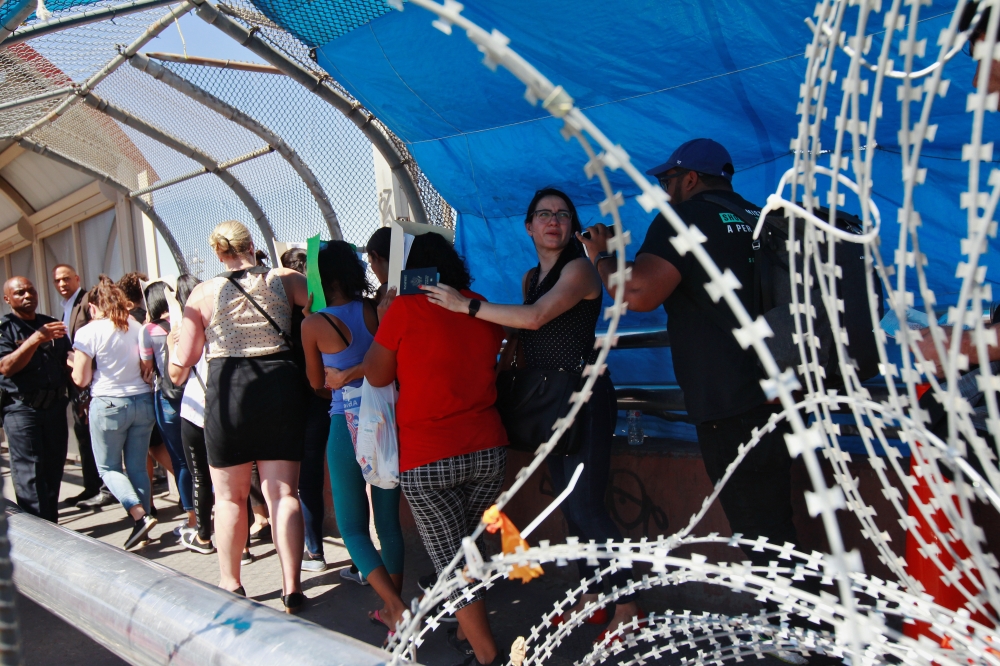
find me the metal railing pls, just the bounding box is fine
[8,506,398,666]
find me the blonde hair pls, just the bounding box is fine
[209,220,253,257]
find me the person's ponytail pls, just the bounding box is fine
[88,275,131,331]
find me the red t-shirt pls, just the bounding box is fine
[374,290,508,472]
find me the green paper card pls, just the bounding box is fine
[305,235,326,312]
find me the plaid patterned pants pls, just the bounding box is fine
[400,446,507,608]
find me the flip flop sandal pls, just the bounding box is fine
[369,609,390,629]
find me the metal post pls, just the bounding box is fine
[128,53,344,240]
[0,88,75,113]
[190,0,431,227]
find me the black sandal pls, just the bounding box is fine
[230,586,246,597]
[282,591,305,614]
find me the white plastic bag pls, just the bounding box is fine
[354,379,400,489]
[342,385,363,446]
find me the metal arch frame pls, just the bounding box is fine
[190,0,431,227]
[81,93,280,261]
[13,1,195,139]
[128,52,344,240]
[2,0,180,46]
[18,137,189,273]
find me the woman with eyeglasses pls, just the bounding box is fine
[422,187,641,641]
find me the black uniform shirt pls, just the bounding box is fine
[0,313,72,394]
[636,189,766,424]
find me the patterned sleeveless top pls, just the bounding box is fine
[519,250,602,372]
[205,269,291,360]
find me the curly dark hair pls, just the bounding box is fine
[405,233,472,291]
[317,240,373,300]
[117,272,147,306]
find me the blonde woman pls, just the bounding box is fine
[174,221,310,612]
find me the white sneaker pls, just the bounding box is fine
[339,564,368,586]
[772,651,809,665]
[172,525,194,538]
[301,551,327,572]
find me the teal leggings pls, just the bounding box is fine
[326,414,404,577]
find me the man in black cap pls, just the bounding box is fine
[580,138,799,570]
[0,276,73,522]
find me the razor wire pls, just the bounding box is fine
[364,2,1000,666]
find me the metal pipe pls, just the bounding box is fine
[2,0,180,46]
[18,137,188,272]
[0,0,36,45]
[81,93,280,259]
[191,0,431,227]
[144,51,283,75]
[7,507,396,666]
[14,2,194,139]
[129,53,344,240]
[0,86,74,112]
[127,145,273,197]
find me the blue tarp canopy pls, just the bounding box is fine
[246,0,999,397]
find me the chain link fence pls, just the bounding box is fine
[0,0,453,282]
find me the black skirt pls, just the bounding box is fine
[205,352,306,468]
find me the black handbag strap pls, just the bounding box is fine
[220,268,292,347]
[191,366,206,392]
[320,312,350,346]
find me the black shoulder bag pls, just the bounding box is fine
[220,267,294,348]
[493,267,588,456]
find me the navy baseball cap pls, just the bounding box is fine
[645,138,734,181]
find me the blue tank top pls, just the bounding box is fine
[320,300,375,415]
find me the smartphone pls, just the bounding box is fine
[580,228,615,240]
[400,267,439,295]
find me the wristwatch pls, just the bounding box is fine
[596,251,615,267]
[468,299,482,317]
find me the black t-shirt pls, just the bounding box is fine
[0,313,72,394]
[637,189,765,423]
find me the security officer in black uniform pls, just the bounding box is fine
[0,276,72,522]
[580,139,799,567]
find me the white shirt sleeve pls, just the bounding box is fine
[73,322,97,358]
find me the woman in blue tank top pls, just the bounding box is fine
[301,241,406,637]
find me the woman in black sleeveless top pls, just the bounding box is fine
[423,188,640,638]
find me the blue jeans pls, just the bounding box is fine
[89,393,156,513]
[154,391,193,511]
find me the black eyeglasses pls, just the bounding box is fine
[533,210,572,222]
[657,172,686,190]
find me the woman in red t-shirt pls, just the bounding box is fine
[364,233,505,666]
